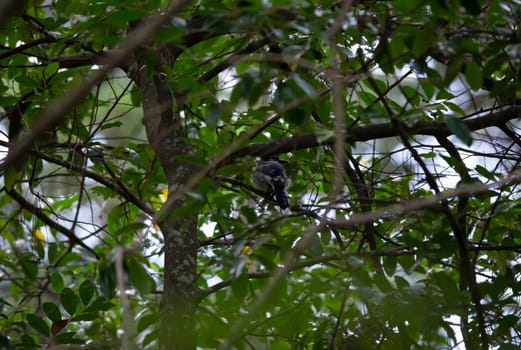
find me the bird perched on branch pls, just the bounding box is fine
[253,157,289,209]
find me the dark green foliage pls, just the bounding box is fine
[1,0,521,349]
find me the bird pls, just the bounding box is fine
[253,157,289,209]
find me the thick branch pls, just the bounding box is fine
[226,106,521,162]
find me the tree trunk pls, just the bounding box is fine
[159,214,199,349]
[132,45,200,349]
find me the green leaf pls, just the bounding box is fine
[395,276,410,288]
[444,59,463,85]
[401,85,421,106]
[26,313,50,336]
[15,74,41,90]
[34,239,45,260]
[45,62,60,77]
[496,314,518,337]
[285,107,308,126]
[130,85,142,107]
[114,222,148,237]
[436,89,455,100]
[444,115,473,146]
[393,0,420,12]
[4,166,18,191]
[47,243,58,264]
[61,288,79,316]
[444,101,465,116]
[20,254,38,280]
[98,261,116,299]
[412,30,432,58]
[475,164,496,181]
[420,151,436,158]
[82,297,114,313]
[71,312,98,321]
[79,280,96,305]
[420,78,435,100]
[432,271,460,305]
[206,100,221,128]
[55,332,83,345]
[43,302,61,323]
[383,256,397,276]
[137,313,158,333]
[274,83,296,108]
[464,61,483,91]
[499,344,520,350]
[100,121,122,130]
[126,257,156,295]
[50,272,64,293]
[20,335,38,349]
[230,273,249,302]
[142,329,159,348]
[293,75,316,98]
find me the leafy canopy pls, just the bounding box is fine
[1,0,521,349]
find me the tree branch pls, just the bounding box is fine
[225,105,521,162]
[0,0,192,173]
[24,146,154,216]
[6,189,99,259]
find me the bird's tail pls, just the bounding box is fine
[273,187,289,209]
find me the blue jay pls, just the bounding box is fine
[253,157,289,209]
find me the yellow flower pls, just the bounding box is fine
[150,188,169,210]
[159,188,169,201]
[33,228,45,242]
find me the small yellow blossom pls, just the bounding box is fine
[160,188,169,201]
[33,228,45,242]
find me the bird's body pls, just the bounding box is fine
[254,158,289,209]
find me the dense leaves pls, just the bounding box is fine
[1,0,521,349]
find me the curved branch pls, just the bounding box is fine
[23,145,154,216]
[6,188,99,259]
